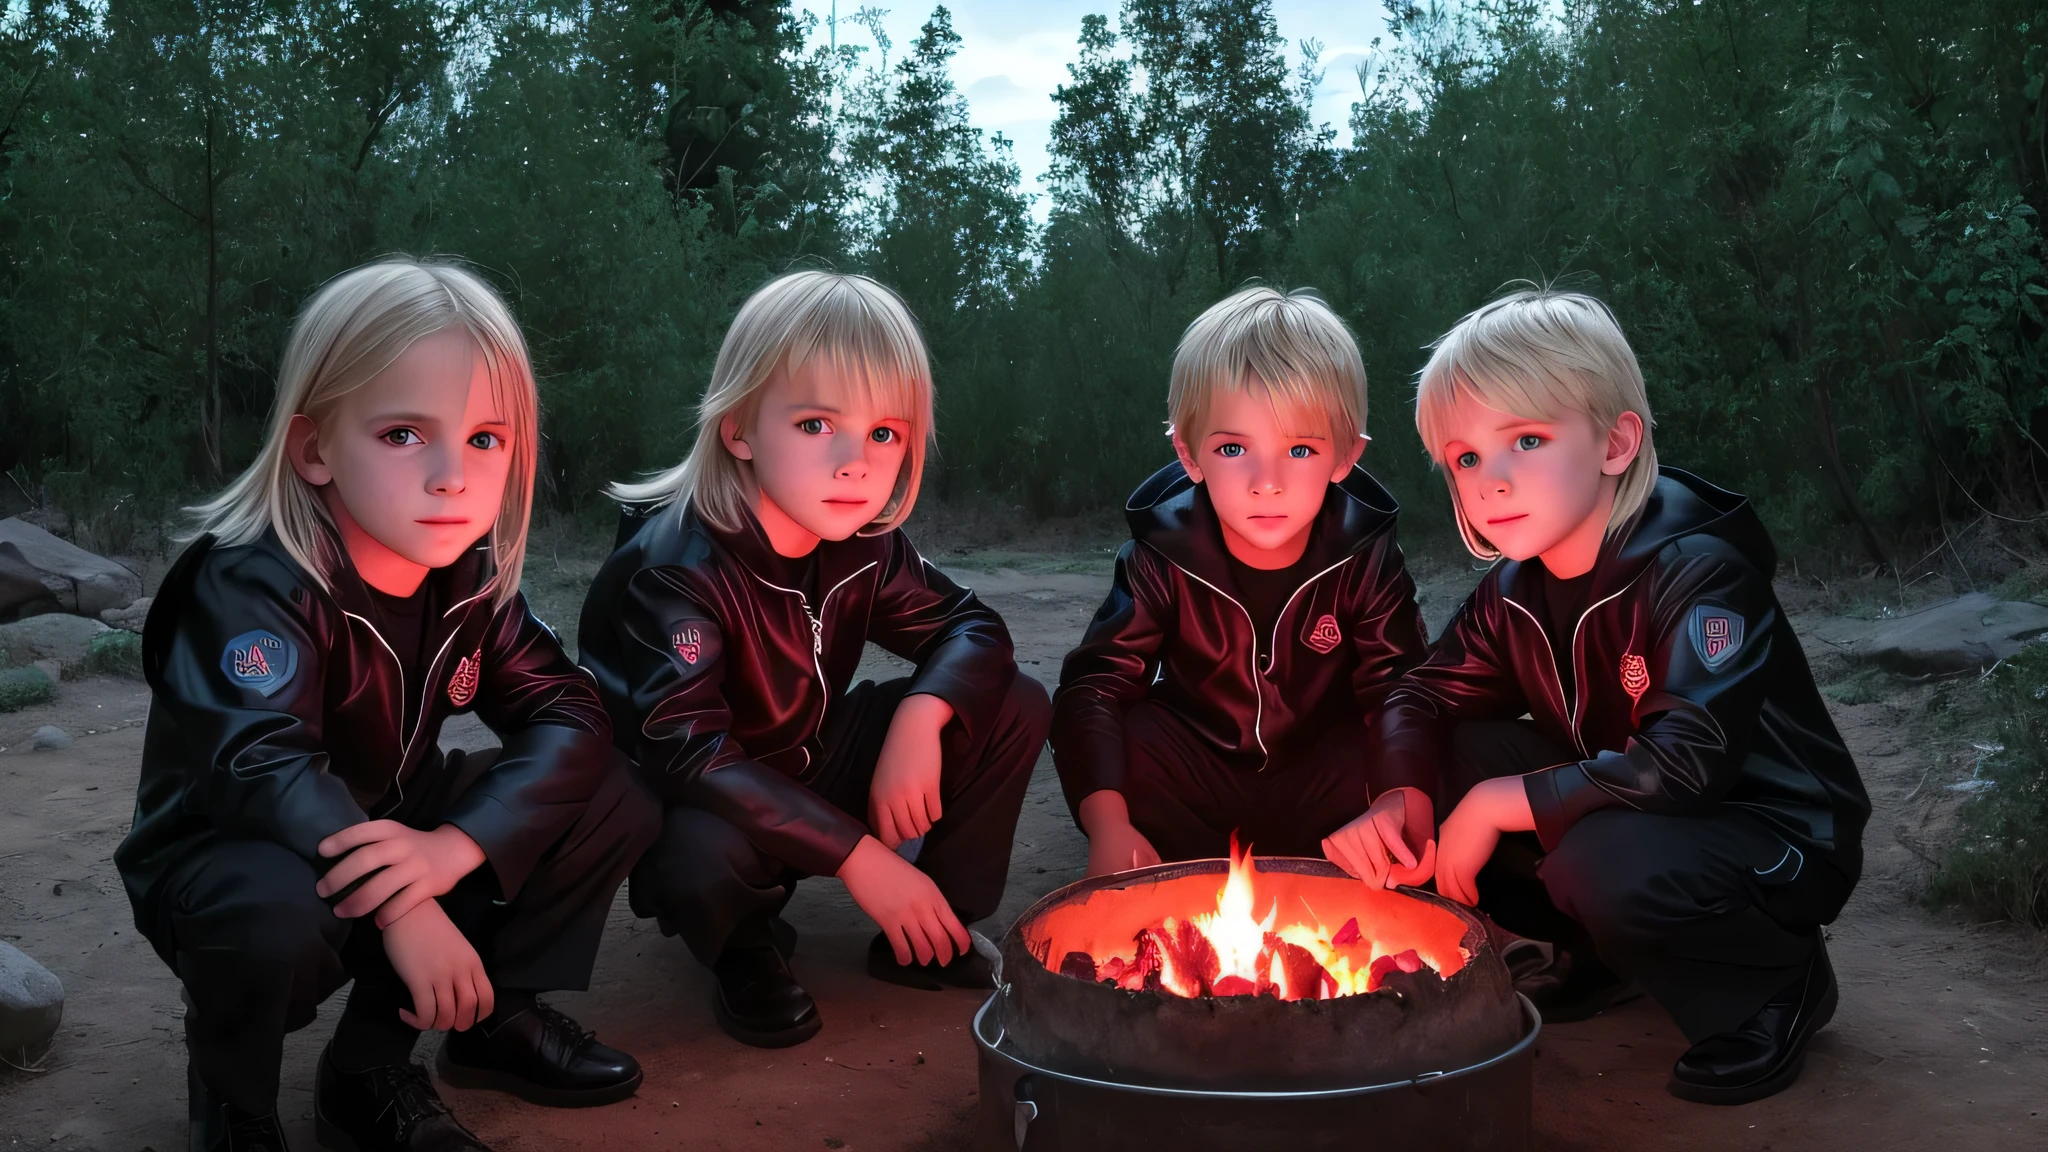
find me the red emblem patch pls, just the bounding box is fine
[447,648,481,707]
[673,627,702,665]
[1305,614,1343,654]
[1620,652,1650,703]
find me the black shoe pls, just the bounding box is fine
[1667,940,1838,1105]
[710,943,821,1048]
[865,932,995,991]
[437,1000,642,1108]
[188,1060,289,1152]
[312,1046,491,1152]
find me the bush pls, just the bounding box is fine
[85,630,143,679]
[0,666,54,712]
[1930,643,2048,926]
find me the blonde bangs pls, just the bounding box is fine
[1169,286,1368,451]
[609,270,934,535]
[1415,286,1659,561]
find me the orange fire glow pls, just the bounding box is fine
[1035,841,1471,1002]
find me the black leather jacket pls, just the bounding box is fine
[1052,461,1429,806]
[116,532,616,917]
[1375,469,1870,884]
[576,502,1017,877]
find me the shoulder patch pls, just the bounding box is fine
[1688,605,1745,671]
[221,629,297,697]
[448,647,482,707]
[1304,614,1343,654]
[669,623,720,671]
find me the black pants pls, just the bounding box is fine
[1446,721,1851,1041]
[631,673,1050,965]
[145,748,658,1114]
[1107,701,1373,861]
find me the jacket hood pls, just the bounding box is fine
[1498,467,1775,604]
[1124,459,1400,589]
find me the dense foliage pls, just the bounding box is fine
[1931,643,2048,927]
[2,1,2045,562]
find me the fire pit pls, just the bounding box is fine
[973,849,1536,1150]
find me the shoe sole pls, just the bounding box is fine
[711,994,823,1049]
[1666,970,1839,1106]
[433,1046,644,1108]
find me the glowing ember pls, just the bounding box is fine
[1045,840,1463,1002]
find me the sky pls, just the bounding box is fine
[796,1,1388,218]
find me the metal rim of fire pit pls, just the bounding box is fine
[973,993,1541,1101]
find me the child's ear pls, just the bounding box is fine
[1601,411,1644,477]
[1170,427,1203,483]
[284,414,334,487]
[720,414,755,461]
[1332,432,1367,480]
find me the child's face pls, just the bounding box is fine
[1436,389,1640,565]
[290,327,516,577]
[724,356,913,551]
[1172,383,1362,567]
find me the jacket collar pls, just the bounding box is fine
[1496,467,1773,610]
[693,499,879,607]
[1124,458,1400,594]
[255,527,500,637]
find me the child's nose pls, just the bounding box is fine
[427,445,466,495]
[833,435,868,478]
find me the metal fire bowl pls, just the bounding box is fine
[973,994,1539,1152]
[994,857,1523,1092]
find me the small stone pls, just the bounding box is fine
[0,940,65,1065]
[98,596,151,632]
[30,725,70,751]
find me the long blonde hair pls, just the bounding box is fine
[1415,286,1658,561]
[609,270,934,534]
[187,258,539,607]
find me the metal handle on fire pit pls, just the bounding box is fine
[1013,1074,1041,1149]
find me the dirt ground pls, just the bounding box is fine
[3,515,2046,1150]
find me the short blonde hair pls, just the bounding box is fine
[610,270,933,534]
[1416,286,1658,561]
[1168,286,1368,450]
[188,258,539,608]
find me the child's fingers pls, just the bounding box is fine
[1374,811,1417,870]
[317,820,402,859]
[400,975,436,1032]
[921,786,943,831]
[453,972,479,1032]
[332,864,417,920]
[937,902,970,955]
[371,883,433,929]
[315,840,404,897]
[474,970,495,1024]
[885,923,914,966]
[873,805,901,849]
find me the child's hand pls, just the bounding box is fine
[381,898,494,1032]
[316,820,487,927]
[1434,776,1535,906]
[1077,790,1163,876]
[837,835,972,966]
[868,693,954,849]
[1323,787,1437,889]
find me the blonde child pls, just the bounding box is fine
[577,270,1048,1048]
[1053,286,1432,878]
[1346,286,1869,1104]
[117,260,657,1151]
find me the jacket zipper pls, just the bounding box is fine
[1263,558,1353,674]
[343,580,495,815]
[1503,572,1645,760]
[1160,560,1269,766]
[749,561,878,752]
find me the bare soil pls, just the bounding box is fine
[3,515,2045,1150]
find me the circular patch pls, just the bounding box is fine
[220,629,297,698]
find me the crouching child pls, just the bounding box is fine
[1053,286,1432,877]
[578,271,1049,1049]
[116,260,658,1152]
[1345,286,1870,1104]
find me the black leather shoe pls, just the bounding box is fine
[438,1001,642,1107]
[1668,940,1838,1104]
[866,932,994,991]
[711,943,821,1048]
[189,1060,290,1152]
[312,1046,491,1151]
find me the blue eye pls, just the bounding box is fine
[468,431,502,450]
[1289,445,1312,459]
[870,426,896,444]
[1516,434,1543,451]
[797,418,827,435]
[1217,443,1245,458]
[382,428,423,447]
[1456,451,1478,469]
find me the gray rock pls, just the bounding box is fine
[0,940,64,1066]
[1858,593,2048,676]
[0,517,141,619]
[30,725,70,751]
[0,613,110,671]
[99,595,151,632]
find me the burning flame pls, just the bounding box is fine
[1054,839,1449,1002]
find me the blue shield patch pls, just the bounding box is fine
[1688,606,1744,672]
[220,629,297,697]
